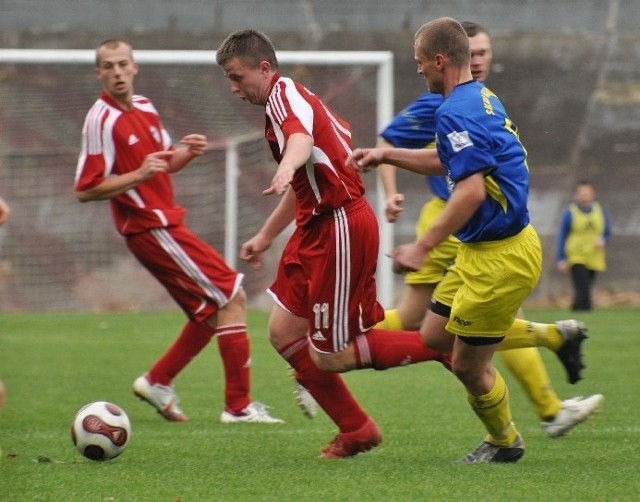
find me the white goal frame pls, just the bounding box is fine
[0,49,396,307]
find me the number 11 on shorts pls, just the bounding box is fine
[313,303,330,329]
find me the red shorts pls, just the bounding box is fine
[268,197,384,353]
[125,225,242,323]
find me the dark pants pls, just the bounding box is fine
[570,264,597,311]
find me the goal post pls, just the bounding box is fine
[0,49,395,311]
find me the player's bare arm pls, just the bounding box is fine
[346,147,385,173]
[166,134,207,173]
[349,146,443,176]
[240,235,270,270]
[263,133,313,195]
[376,139,405,223]
[76,150,174,202]
[384,193,405,223]
[391,173,485,272]
[240,187,296,269]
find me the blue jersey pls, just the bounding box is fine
[435,81,530,242]
[380,92,449,201]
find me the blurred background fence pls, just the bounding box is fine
[1,0,639,312]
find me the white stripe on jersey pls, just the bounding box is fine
[269,83,286,124]
[327,118,352,159]
[305,162,321,203]
[281,78,313,135]
[101,111,119,176]
[75,139,88,186]
[87,101,109,155]
[132,95,173,148]
[150,228,227,307]
[153,208,169,226]
[332,207,351,351]
[319,101,354,181]
[126,189,145,208]
[267,78,314,146]
[311,145,355,201]
[132,95,158,113]
[320,100,351,139]
[75,100,120,185]
[77,99,121,172]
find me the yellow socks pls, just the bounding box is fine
[376,309,405,330]
[467,369,519,446]
[498,319,564,352]
[499,348,561,420]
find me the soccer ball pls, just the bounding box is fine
[71,401,131,461]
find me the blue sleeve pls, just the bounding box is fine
[380,92,441,149]
[381,92,446,198]
[428,176,450,200]
[556,209,572,261]
[603,208,612,242]
[437,112,497,182]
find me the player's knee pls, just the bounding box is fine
[267,306,309,351]
[450,359,493,394]
[396,308,422,330]
[403,315,423,331]
[228,289,248,314]
[267,317,302,351]
[268,326,289,351]
[229,288,247,309]
[217,289,247,326]
[450,358,477,384]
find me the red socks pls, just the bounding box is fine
[147,320,213,385]
[146,321,252,414]
[354,328,450,371]
[216,325,252,413]
[280,338,369,433]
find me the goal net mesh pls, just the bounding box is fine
[0,53,384,311]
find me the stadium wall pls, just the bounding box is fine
[1,0,639,311]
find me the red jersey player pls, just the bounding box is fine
[216,30,448,458]
[75,39,283,424]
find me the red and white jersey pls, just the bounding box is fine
[75,92,184,235]
[265,74,366,226]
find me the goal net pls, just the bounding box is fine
[0,49,395,312]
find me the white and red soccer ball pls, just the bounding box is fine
[71,401,131,461]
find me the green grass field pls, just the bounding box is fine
[1,308,638,501]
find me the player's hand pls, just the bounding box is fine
[388,242,427,274]
[180,134,207,157]
[264,165,295,196]
[385,193,405,223]
[557,260,569,274]
[240,234,272,269]
[138,150,174,180]
[346,148,385,173]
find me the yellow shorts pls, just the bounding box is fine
[433,224,542,338]
[405,197,460,285]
